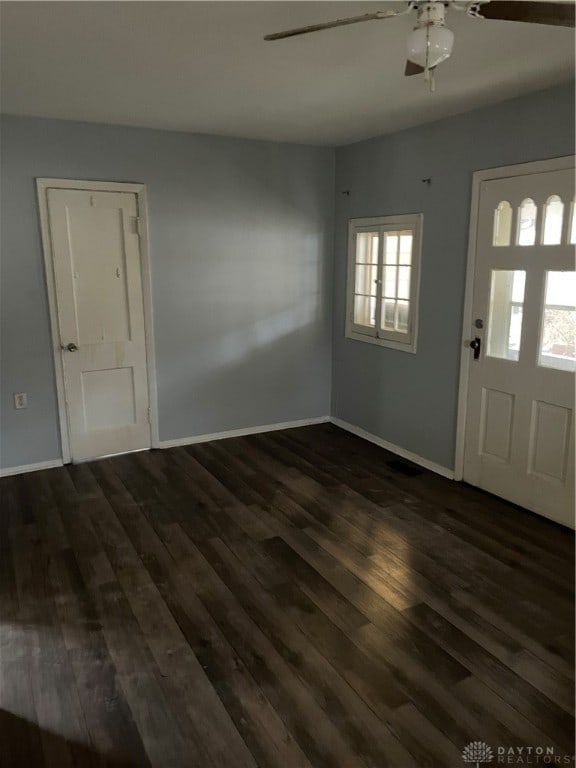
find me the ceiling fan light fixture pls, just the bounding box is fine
[406,24,454,69]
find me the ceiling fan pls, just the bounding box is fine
[264,2,575,89]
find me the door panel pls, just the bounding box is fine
[68,206,132,344]
[81,367,137,430]
[528,400,570,481]
[479,388,514,461]
[47,188,150,461]
[463,167,575,528]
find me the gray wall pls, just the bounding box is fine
[332,81,575,470]
[0,116,334,469]
[2,82,574,472]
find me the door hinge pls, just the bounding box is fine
[147,406,151,424]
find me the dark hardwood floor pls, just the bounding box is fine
[0,424,574,767]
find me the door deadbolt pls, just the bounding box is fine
[469,337,481,360]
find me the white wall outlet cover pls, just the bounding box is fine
[14,392,27,409]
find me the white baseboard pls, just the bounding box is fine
[329,417,455,480]
[0,416,453,481]
[158,416,331,450]
[0,458,64,478]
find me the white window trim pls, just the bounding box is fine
[345,213,422,354]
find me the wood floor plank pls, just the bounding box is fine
[402,602,574,745]
[0,505,46,768]
[0,424,573,767]
[48,546,152,767]
[9,521,97,768]
[279,430,572,599]
[52,491,198,767]
[163,528,374,768]
[84,482,258,768]
[94,466,318,768]
[199,535,422,768]
[95,457,309,767]
[307,424,573,559]
[274,429,574,653]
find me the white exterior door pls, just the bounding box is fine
[463,166,575,528]
[47,188,151,462]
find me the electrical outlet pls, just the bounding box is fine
[14,393,27,409]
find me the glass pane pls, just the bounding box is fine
[356,232,379,265]
[382,299,395,330]
[542,196,564,245]
[493,201,512,246]
[355,264,377,296]
[370,235,379,264]
[539,271,576,371]
[570,202,576,245]
[396,301,409,333]
[384,234,398,265]
[383,266,397,298]
[511,270,525,303]
[517,199,537,246]
[398,266,411,300]
[399,233,413,264]
[487,270,526,361]
[546,271,576,306]
[354,295,376,327]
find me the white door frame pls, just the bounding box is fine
[454,155,575,482]
[37,178,160,463]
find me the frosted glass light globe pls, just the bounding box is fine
[407,25,454,69]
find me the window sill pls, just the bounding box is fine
[346,330,417,354]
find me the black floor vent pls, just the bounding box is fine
[386,458,424,477]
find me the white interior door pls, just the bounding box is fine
[463,166,575,528]
[47,188,151,462]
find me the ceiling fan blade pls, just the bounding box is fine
[405,60,426,76]
[264,11,397,41]
[477,1,575,27]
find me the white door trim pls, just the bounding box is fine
[37,178,159,463]
[454,155,575,482]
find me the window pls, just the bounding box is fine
[542,195,564,245]
[517,198,537,245]
[486,270,526,361]
[538,271,576,372]
[346,214,422,352]
[493,201,512,246]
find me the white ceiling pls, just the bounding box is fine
[1,1,574,146]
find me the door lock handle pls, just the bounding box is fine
[469,337,481,360]
[62,342,78,352]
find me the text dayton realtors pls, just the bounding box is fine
[495,745,574,765]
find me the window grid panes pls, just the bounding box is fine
[542,196,564,245]
[486,270,526,361]
[381,231,413,334]
[347,214,421,352]
[493,201,512,246]
[353,232,379,327]
[517,199,537,246]
[539,271,576,372]
[494,197,575,247]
